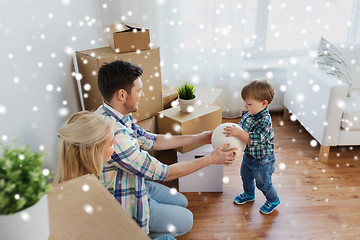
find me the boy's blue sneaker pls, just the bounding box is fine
[234,193,255,205]
[259,197,280,214]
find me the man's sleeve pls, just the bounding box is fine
[134,124,157,151]
[109,128,169,182]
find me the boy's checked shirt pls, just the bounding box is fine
[239,106,275,160]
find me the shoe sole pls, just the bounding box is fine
[233,198,255,205]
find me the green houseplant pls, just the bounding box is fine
[0,142,52,240]
[176,82,197,113]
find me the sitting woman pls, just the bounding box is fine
[53,111,175,240]
[53,110,116,184]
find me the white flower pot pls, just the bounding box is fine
[0,194,49,240]
[178,96,197,113]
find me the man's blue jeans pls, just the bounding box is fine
[146,181,193,239]
[241,152,278,202]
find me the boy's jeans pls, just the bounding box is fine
[241,152,278,202]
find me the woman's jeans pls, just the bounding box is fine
[146,181,193,239]
[241,152,278,202]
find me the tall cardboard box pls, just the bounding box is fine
[105,23,150,53]
[48,175,149,240]
[157,105,222,153]
[75,47,162,122]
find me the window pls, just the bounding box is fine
[247,0,358,55]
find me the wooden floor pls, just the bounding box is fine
[159,112,360,240]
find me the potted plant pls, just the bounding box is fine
[176,82,197,113]
[0,142,52,240]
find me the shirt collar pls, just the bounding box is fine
[253,106,269,119]
[102,101,133,128]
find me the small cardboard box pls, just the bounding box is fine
[75,47,162,122]
[157,105,222,153]
[162,84,178,109]
[105,23,150,53]
[136,116,157,133]
[177,144,223,192]
[48,175,149,240]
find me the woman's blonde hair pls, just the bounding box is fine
[53,111,113,185]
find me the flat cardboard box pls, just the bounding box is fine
[75,47,162,122]
[162,84,178,109]
[157,105,222,153]
[48,175,149,240]
[177,144,223,192]
[105,23,150,53]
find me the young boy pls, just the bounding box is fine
[224,79,280,214]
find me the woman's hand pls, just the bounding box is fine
[196,130,213,145]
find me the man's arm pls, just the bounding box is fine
[152,131,212,150]
[164,144,237,181]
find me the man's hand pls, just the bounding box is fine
[208,143,237,165]
[165,143,237,181]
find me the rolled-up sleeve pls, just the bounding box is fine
[109,128,169,182]
[135,125,157,151]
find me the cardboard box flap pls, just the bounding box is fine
[48,175,149,240]
[106,22,148,34]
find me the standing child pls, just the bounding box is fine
[224,79,280,214]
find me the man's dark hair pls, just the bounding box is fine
[97,60,143,102]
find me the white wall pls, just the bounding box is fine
[0,0,106,170]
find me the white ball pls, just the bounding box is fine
[211,123,247,153]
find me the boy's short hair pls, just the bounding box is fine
[97,60,143,102]
[241,79,274,103]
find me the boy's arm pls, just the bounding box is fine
[224,125,250,144]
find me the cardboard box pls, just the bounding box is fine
[136,116,157,133]
[48,175,149,240]
[177,144,223,192]
[157,105,222,153]
[195,87,224,108]
[162,84,178,109]
[75,47,162,122]
[105,23,150,53]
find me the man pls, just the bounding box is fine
[95,60,237,239]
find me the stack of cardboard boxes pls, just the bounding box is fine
[75,23,162,130]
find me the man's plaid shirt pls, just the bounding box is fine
[96,102,169,234]
[239,106,275,160]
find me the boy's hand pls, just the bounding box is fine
[223,125,242,138]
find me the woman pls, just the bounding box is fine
[53,110,116,184]
[53,111,176,240]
